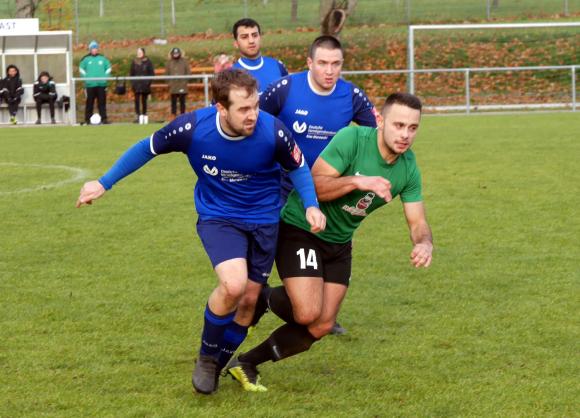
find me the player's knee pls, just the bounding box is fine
[292,306,322,326]
[310,321,335,338]
[219,279,247,302]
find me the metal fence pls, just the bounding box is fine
[1,1,578,43]
[70,64,577,125]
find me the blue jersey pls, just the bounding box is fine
[260,71,377,168]
[233,56,288,94]
[149,106,304,223]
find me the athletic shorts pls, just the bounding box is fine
[196,218,278,284]
[275,221,352,286]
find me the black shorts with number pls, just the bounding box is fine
[275,221,352,286]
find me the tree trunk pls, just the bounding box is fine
[291,0,298,22]
[492,0,499,6]
[15,0,40,18]
[320,0,358,36]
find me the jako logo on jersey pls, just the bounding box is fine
[203,165,218,176]
[202,154,216,161]
[295,109,309,116]
[293,121,307,134]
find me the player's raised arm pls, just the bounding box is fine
[75,113,195,208]
[403,201,433,268]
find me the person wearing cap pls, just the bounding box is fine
[79,40,112,124]
[165,47,191,118]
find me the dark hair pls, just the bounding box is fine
[308,35,343,59]
[211,69,257,108]
[382,92,422,113]
[233,18,261,39]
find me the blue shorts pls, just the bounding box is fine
[196,218,279,284]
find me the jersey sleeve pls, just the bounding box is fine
[104,57,112,75]
[259,76,291,116]
[277,60,289,77]
[400,162,423,203]
[273,118,303,172]
[150,112,196,155]
[79,57,87,77]
[351,84,378,128]
[318,126,358,175]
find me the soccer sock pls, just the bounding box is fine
[217,321,248,369]
[199,304,235,358]
[239,323,318,366]
[268,286,296,324]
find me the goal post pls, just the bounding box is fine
[408,21,580,94]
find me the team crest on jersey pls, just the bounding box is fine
[291,144,302,164]
[203,165,218,176]
[293,121,307,134]
[342,192,376,216]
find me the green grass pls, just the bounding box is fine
[1,112,579,417]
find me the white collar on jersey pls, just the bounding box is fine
[307,71,337,96]
[215,111,246,141]
[237,56,264,70]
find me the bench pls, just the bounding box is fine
[0,84,69,125]
[150,66,214,93]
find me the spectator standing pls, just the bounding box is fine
[165,47,190,118]
[79,40,111,125]
[1,65,24,125]
[33,71,58,124]
[130,47,154,124]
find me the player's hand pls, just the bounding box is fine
[305,206,326,233]
[76,180,106,208]
[353,176,392,202]
[410,243,433,268]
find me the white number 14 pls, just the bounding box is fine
[296,248,318,270]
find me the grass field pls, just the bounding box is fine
[1,112,579,417]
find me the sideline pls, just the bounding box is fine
[0,162,90,195]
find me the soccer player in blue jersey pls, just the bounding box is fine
[75,69,326,395]
[260,35,378,335]
[232,18,288,94]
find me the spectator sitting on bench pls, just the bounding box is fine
[1,65,24,125]
[33,71,58,125]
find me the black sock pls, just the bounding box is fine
[268,286,295,324]
[239,323,318,366]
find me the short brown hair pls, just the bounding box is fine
[382,92,422,114]
[308,35,343,59]
[211,69,257,108]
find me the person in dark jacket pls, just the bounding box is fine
[130,47,154,123]
[33,71,58,124]
[1,65,24,124]
[165,47,190,118]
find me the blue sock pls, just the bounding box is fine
[218,322,249,369]
[199,305,235,358]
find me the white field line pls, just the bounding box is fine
[0,162,90,195]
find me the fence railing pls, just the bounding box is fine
[71,64,578,124]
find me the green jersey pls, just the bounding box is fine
[281,125,423,243]
[79,54,112,88]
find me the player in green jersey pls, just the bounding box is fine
[227,92,433,392]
